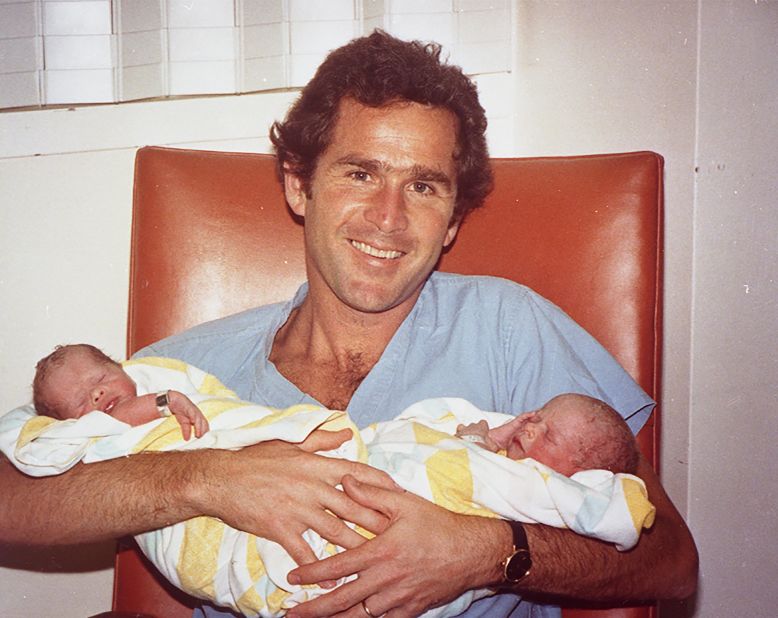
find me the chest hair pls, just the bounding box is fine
[278,350,373,411]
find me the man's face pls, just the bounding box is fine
[42,350,137,419]
[284,98,460,315]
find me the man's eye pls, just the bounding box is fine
[350,171,370,182]
[411,182,433,194]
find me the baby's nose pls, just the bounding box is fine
[92,387,105,404]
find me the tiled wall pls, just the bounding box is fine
[0,0,513,111]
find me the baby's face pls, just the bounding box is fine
[42,350,137,419]
[504,397,588,475]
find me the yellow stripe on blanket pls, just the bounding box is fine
[17,415,58,449]
[426,448,498,519]
[236,541,267,616]
[124,356,191,373]
[412,421,450,446]
[200,373,240,398]
[622,476,656,532]
[178,516,225,600]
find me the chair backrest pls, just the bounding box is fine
[116,146,663,618]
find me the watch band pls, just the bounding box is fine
[502,520,532,585]
[155,391,172,417]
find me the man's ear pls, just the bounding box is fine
[283,168,307,217]
[443,219,460,248]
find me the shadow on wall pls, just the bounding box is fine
[0,540,115,572]
[659,595,699,618]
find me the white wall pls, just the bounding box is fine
[0,92,296,617]
[690,2,778,616]
[2,2,777,617]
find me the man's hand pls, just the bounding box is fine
[191,429,401,570]
[285,475,510,618]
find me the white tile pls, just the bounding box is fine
[0,36,40,72]
[243,23,284,59]
[290,20,357,55]
[456,40,509,74]
[44,68,115,103]
[363,0,385,20]
[455,0,507,12]
[289,52,321,87]
[457,8,509,44]
[363,17,384,36]
[390,0,452,13]
[120,61,164,100]
[289,0,354,22]
[243,54,285,91]
[0,71,40,107]
[44,34,114,69]
[386,13,454,48]
[169,60,236,94]
[168,27,236,62]
[119,30,163,67]
[43,1,112,35]
[484,114,513,157]
[0,2,38,39]
[116,0,163,33]
[242,0,283,26]
[472,72,511,117]
[167,0,234,28]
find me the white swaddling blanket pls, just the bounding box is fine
[0,357,655,617]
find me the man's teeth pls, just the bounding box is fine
[351,240,403,259]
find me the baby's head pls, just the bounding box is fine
[33,344,136,420]
[506,393,639,475]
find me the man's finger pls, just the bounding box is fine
[288,563,380,617]
[289,537,373,586]
[341,474,402,517]
[339,461,404,494]
[306,507,372,550]
[278,530,322,571]
[317,481,390,536]
[299,428,353,453]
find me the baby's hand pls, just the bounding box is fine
[455,420,500,452]
[166,390,209,440]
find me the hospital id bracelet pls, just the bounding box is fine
[155,391,172,417]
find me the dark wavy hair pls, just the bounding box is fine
[270,30,493,222]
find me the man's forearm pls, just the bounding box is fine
[0,450,205,545]
[516,456,698,602]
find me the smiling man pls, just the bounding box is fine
[0,30,697,618]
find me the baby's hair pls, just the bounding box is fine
[567,395,640,474]
[32,344,119,419]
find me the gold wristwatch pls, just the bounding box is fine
[502,521,532,585]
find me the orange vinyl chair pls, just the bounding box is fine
[116,146,663,618]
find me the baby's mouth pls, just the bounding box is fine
[104,398,118,414]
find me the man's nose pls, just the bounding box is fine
[364,184,409,233]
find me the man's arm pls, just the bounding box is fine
[518,454,698,600]
[0,429,396,568]
[286,455,697,617]
[0,449,200,544]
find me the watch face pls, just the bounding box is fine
[505,548,532,582]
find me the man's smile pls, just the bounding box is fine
[350,239,405,260]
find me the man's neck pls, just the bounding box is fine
[268,285,420,409]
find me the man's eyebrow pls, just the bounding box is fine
[334,156,453,189]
